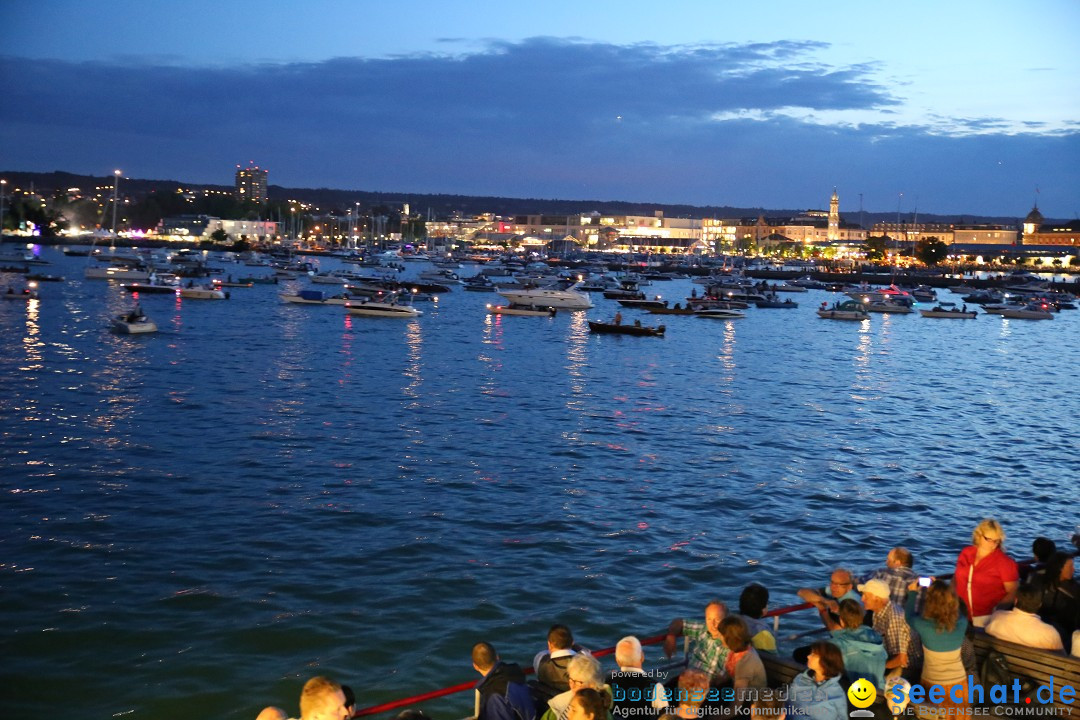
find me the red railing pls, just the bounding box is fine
[353,603,813,717]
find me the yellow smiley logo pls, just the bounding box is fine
[847,678,877,709]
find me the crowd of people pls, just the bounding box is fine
[258,520,1078,720]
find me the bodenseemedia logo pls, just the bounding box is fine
[889,675,1076,716]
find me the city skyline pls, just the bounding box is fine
[2,0,1078,217]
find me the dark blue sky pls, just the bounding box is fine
[2,0,1077,216]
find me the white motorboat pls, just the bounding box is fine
[308,271,348,285]
[817,300,869,320]
[177,285,227,300]
[279,290,356,305]
[85,265,152,281]
[999,303,1053,320]
[865,300,915,314]
[111,309,157,334]
[846,284,914,306]
[497,281,593,310]
[694,307,746,319]
[345,293,423,318]
[486,303,557,317]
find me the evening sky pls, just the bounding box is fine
[1,0,1078,216]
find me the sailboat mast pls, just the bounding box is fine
[111,170,121,245]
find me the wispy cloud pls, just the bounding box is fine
[0,38,1076,214]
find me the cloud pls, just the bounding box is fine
[1,38,1076,215]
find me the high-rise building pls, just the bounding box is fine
[235,163,268,204]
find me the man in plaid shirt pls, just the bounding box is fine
[859,578,914,675]
[862,547,918,608]
[662,601,730,684]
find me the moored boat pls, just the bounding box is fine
[587,320,665,336]
[999,303,1053,320]
[694,307,746,319]
[279,290,357,305]
[177,284,228,300]
[486,303,557,317]
[919,303,977,319]
[497,281,592,310]
[345,293,423,318]
[865,300,915,314]
[817,300,869,320]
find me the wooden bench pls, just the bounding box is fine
[970,628,1080,715]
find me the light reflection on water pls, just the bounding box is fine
[0,249,1078,720]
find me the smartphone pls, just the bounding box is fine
[918,576,932,587]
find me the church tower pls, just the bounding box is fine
[1021,205,1043,246]
[827,188,839,241]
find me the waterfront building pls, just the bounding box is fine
[734,191,867,253]
[235,163,268,204]
[158,214,277,243]
[1021,206,1079,247]
[872,221,955,245]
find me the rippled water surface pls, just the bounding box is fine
[2,249,1077,720]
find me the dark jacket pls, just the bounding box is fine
[477,662,536,720]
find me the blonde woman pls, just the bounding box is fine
[952,519,1019,626]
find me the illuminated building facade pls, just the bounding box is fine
[235,163,268,204]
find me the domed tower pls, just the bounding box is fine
[1021,205,1043,245]
[828,188,839,241]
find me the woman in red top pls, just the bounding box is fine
[953,518,1019,627]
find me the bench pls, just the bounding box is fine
[970,628,1080,715]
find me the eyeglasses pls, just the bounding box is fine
[978,532,1001,545]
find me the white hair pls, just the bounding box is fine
[614,636,643,668]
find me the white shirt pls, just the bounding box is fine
[984,609,1064,651]
[617,665,669,711]
[533,647,578,674]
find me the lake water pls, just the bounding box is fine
[1,248,1077,720]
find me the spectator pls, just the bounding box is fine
[953,518,1019,627]
[665,669,710,720]
[862,548,918,608]
[829,598,887,691]
[342,686,356,718]
[787,642,847,720]
[663,601,730,685]
[534,625,582,702]
[568,688,609,720]
[256,709,287,720]
[797,568,860,631]
[738,584,777,652]
[857,579,912,675]
[903,580,969,716]
[473,642,536,720]
[290,676,350,720]
[608,636,667,719]
[985,586,1064,651]
[540,653,607,720]
[719,616,767,712]
[1036,551,1080,653]
[1024,538,1058,586]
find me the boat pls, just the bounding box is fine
[647,304,697,315]
[789,275,830,290]
[2,285,39,300]
[817,300,869,320]
[617,297,668,310]
[279,290,357,305]
[486,303,557,317]
[587,320,665,336]
[694,307,746,319]
[919,303,977,319]
[308,271,348,285]
[176,284,228,300]
[84,265,152,281]
[755,296,798,309]
[462,275,497,291]
[0,265,29,274]
[999,303,1054,320]
[345,293,423,318]
[864,300,915,314]
[123,273,181,294]
[110,308,157,334]
[25,272,65,282]
[769,282,808,293]
[238,276,278,285]
[497,281,593,310]
[214,280,254,288]
[846,283,914,306]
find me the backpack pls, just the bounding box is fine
[980,650,1038,704]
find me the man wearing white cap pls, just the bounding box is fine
[858,578,912,676]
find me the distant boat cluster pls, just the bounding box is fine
[1,244,1075,335]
